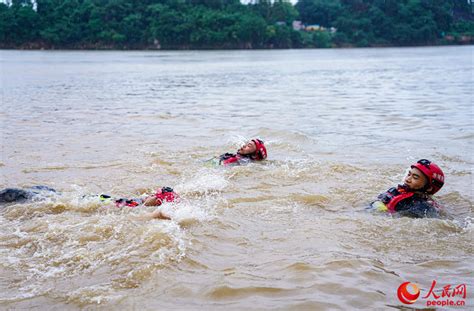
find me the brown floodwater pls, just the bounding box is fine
[0,47,472,310]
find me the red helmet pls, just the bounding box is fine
[411,159,445,194]
[251,139,267,161]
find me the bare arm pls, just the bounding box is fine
[149,210,171,220]
[131,208,171,221]
[144,196,161,206]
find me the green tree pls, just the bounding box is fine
[312,31,331,47]
[147,5,191,47]
[0,3,16,44]
[271,0,298,24]
[296,0,343,27]
[37,0,88,45]
[6,0,40,44]
[2,0,472,49]
[232,12,267,48]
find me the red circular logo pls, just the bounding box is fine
[397,282,420,304]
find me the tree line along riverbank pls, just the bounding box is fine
[1,0,473,50]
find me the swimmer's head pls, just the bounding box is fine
[238,139,267,160]
[404,159,444,194]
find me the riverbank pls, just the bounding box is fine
[1,38,472,50]
[2,0,472,52]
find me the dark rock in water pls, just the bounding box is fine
[0,186,57,204]
[29,185,57,194]
[0,188,31,203]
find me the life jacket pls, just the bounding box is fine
[377,186,415,213]
[154,187,179,205]
[219,153,249,166]
[114,197,143,207]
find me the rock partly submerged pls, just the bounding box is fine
[0,186,57,205]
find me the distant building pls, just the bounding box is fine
[305,24,324,31]
[303,24,337,33]
[292,20,303,31]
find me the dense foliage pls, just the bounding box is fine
[296,0,474,47]
[0,0,472,49]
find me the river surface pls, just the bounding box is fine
[0,47,473,310]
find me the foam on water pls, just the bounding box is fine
[0,192,207,304]
[177,168,229,195]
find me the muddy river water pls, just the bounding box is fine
[0,46,472,309]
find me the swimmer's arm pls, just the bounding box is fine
[150,210,171,220]
[132,210,171,221]
[144,196,161,206]
[129,196,170,220]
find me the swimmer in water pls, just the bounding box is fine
[1,185,177,220]
[369,159,445,218]
[211,138,267,166]
[100,187,179,220]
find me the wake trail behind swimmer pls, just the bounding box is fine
[0,186,179,220]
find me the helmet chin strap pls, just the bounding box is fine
[409,183,431,195]
[400,183,430,194]
[418,173,432,193]
[422,185,433,194]
[237,151,253,158]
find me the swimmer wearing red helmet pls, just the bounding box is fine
[370,159,445,218]
[216,139,267,166]
[0,186,178,220]
[100,187,179,220]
